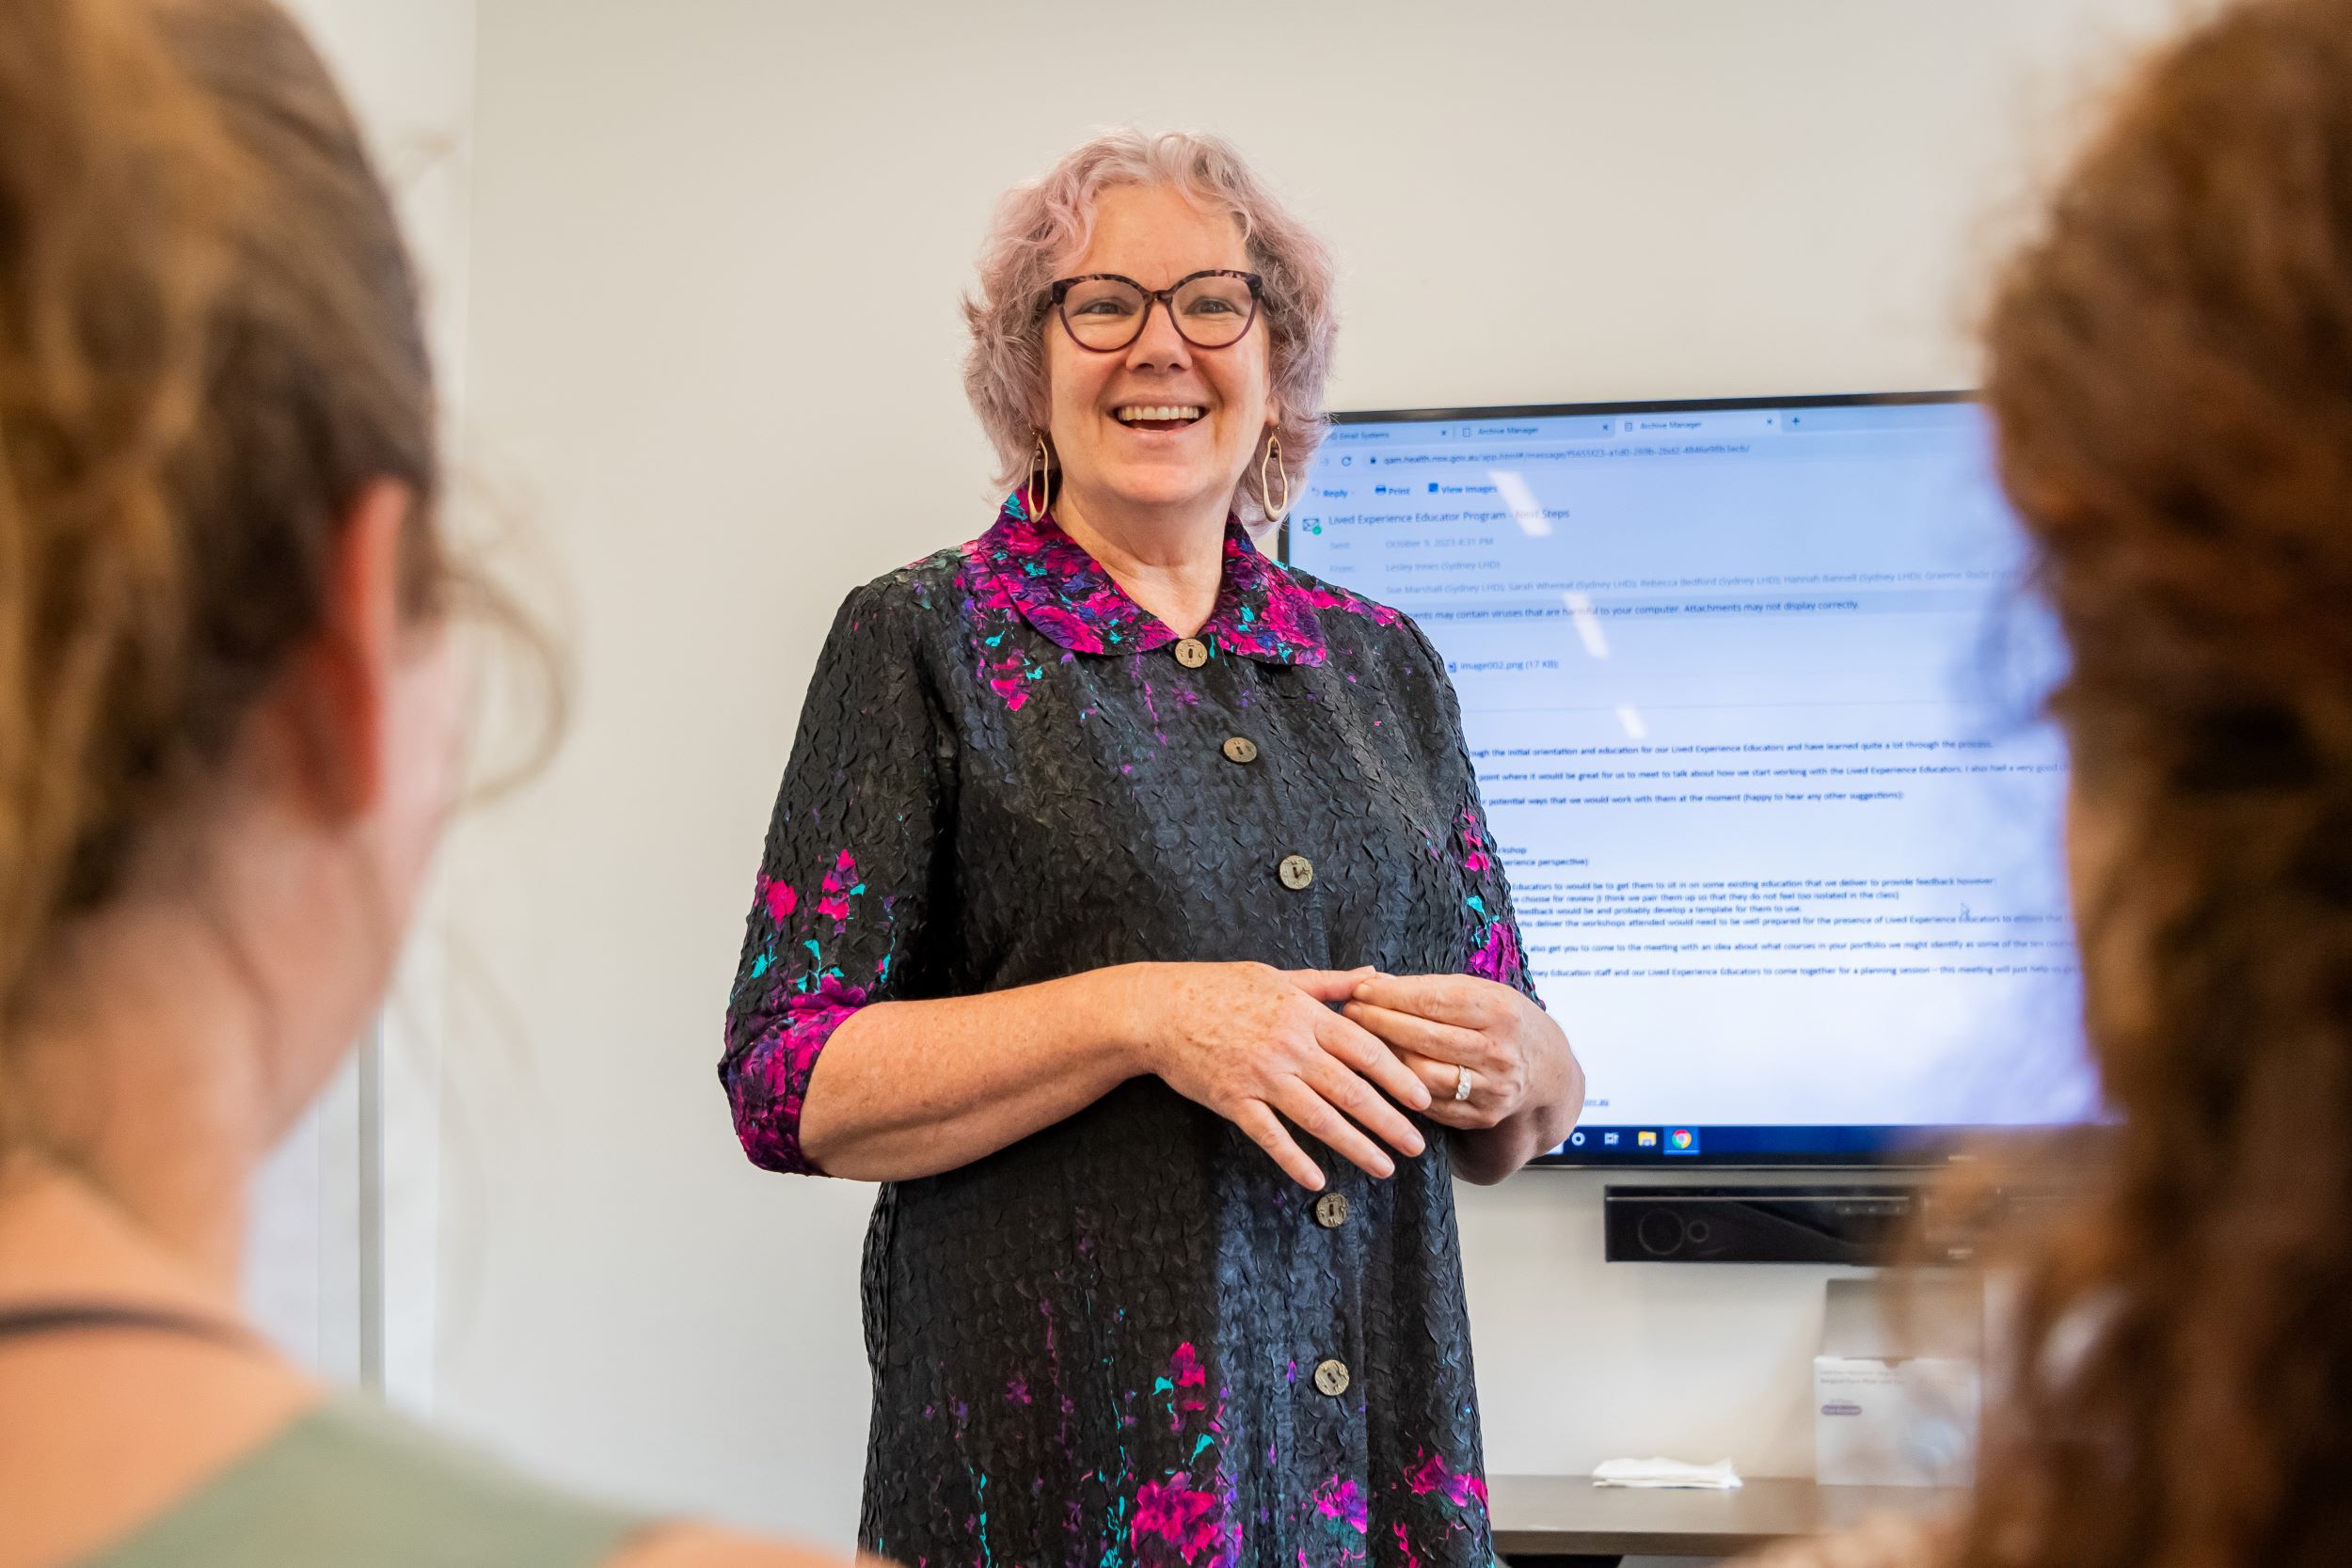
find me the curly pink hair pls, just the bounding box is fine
[961,129,1338,525]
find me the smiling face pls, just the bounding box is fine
[1041,182,1276,532]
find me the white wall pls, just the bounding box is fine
[430,0,2188,1550]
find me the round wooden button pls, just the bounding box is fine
[1174,638,1210,669]
[1314,1193,1349,1229]
[1222,736,1259,765]
[1279,855,1315,891]
[1313,1358,1350,1397]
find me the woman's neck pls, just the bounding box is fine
[1050,484,1232,639]
[0,900,283,1311]
[0,1157,244,1317]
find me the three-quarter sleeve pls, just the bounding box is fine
[1402,616,1541,1004]
[721,580,952,1176]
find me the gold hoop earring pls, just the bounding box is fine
[1026,433,1052,521]
[1259,432,1292,526]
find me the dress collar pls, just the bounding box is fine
[969,493,1332,666]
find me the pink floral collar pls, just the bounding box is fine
[967,493,1341,666]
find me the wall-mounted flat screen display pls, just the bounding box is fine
[1282,394,2099,1165]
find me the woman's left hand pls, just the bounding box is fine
[1340,973,1567,1132]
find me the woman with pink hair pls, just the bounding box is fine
[721,130,1582,1568]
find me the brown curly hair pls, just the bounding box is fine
[1961,1,2352,1564]
[0,0,471,1053]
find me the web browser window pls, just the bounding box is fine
[1286,397,2099,1164]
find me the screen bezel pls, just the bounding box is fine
[1275,388,2083,1171]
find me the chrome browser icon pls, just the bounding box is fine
[1665,1128,1700,1155]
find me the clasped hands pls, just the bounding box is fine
[1130,960,1560,1191]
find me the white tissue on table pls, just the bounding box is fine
[1591,1457,1743,1489]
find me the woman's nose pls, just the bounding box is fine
[1124,299,1193,371]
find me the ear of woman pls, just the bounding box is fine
[271,479,416,822]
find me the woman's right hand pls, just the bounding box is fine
[1111,962,1436,1190]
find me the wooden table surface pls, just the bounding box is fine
[1488,1473,1963,1561]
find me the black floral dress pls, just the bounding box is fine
[721,496,1538,1568]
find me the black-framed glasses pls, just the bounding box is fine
[1045,269,1264,353]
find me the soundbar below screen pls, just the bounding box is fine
[1286,399,2100,1165]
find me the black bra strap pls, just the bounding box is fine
[0,1303,262,1353]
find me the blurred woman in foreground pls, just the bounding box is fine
[1765,1,2352,1565]
[0,2,843,1564]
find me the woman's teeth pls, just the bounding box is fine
[1114,405,1205,424]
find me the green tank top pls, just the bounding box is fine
[80,1393,653,1568]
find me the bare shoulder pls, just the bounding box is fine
[603,1523,882,1568]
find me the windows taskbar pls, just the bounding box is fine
[1529,1123,2086,1166]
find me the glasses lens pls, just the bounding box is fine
[1060,277,1150,350]
[1170,274,1257,347]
